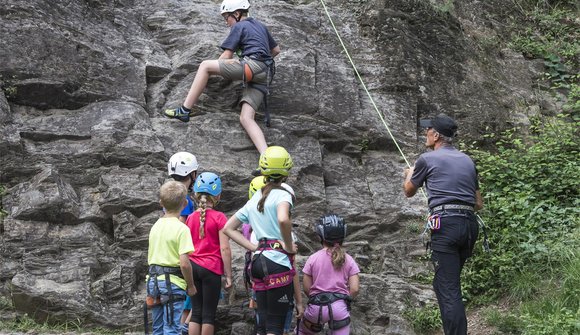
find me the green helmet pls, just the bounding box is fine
[258,146,293,177]
[249,176,266,199]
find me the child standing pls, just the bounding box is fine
[167,152,199,223]
[224,146,296,335]
[163,0,280,154]
[146,181,197,335]
[166,151,199,334]
[246,177,304,335]
[186,172,233,335]
[296,215,360,335]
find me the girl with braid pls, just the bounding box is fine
[185,172,232,335]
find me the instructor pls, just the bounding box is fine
[403,113,483,335]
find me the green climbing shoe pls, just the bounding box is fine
[163,106,190,122]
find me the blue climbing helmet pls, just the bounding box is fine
[316,214,347,244]
[194,172,222,196]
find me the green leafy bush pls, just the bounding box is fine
[463,115,579,333]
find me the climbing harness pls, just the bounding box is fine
[143,265,187,334]
[301,292,353,333]
[249,238,295,291]
[240,56,276,127]
[419,209,491,253]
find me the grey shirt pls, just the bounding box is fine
[410,146,479,208]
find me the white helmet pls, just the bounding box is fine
[167,152,199,177]
[220,0,250,14]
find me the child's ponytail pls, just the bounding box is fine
[330,242,346,268]
[199,194,207,239]
[257,177,286,213]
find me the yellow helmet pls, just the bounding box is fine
[249,176,267,199]
[258,146,293,177]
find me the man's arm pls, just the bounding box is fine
[474,190,483,211]
[403,166,418,197]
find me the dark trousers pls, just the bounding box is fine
[252,255,294,335]
[430,211,478,335]
[189,260,222,325]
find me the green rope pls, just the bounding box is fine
[319,0,427,200]
[319,0,412,168]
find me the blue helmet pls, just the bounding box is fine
[194,172,222,196]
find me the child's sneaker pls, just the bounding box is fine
[163,106,191,122]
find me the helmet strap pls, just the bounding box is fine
[233,10,242,22]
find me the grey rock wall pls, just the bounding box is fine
[0,0,549,334]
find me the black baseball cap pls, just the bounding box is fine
[419,113,458,137]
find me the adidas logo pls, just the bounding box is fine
[278,294,289,303]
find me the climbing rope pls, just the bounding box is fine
[319,0,428,199]
[319,0,491,253]
[319,0,411,167]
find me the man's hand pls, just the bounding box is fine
[403,166,414,179]
[403,165,418,197]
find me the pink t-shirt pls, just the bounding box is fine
[186,208,227,275]
[302,248,360,297]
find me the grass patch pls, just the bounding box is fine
[403,304,441,334]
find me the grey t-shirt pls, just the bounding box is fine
[410,146,479,208]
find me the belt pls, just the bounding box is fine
[430,204,474,213]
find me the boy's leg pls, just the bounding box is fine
[148,278,164,335]
[151,304,165,335]
[240,103,267,153]
[156,280,187,335]
[183,60,222,109]
[163,294,186,335]
[164,59,221,122]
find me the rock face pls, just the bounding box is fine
[0,0,549,334]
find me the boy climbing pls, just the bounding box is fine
[164,0,280,154]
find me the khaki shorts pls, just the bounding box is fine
[219,58,268,111]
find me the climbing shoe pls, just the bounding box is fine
[163,106,191,122]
